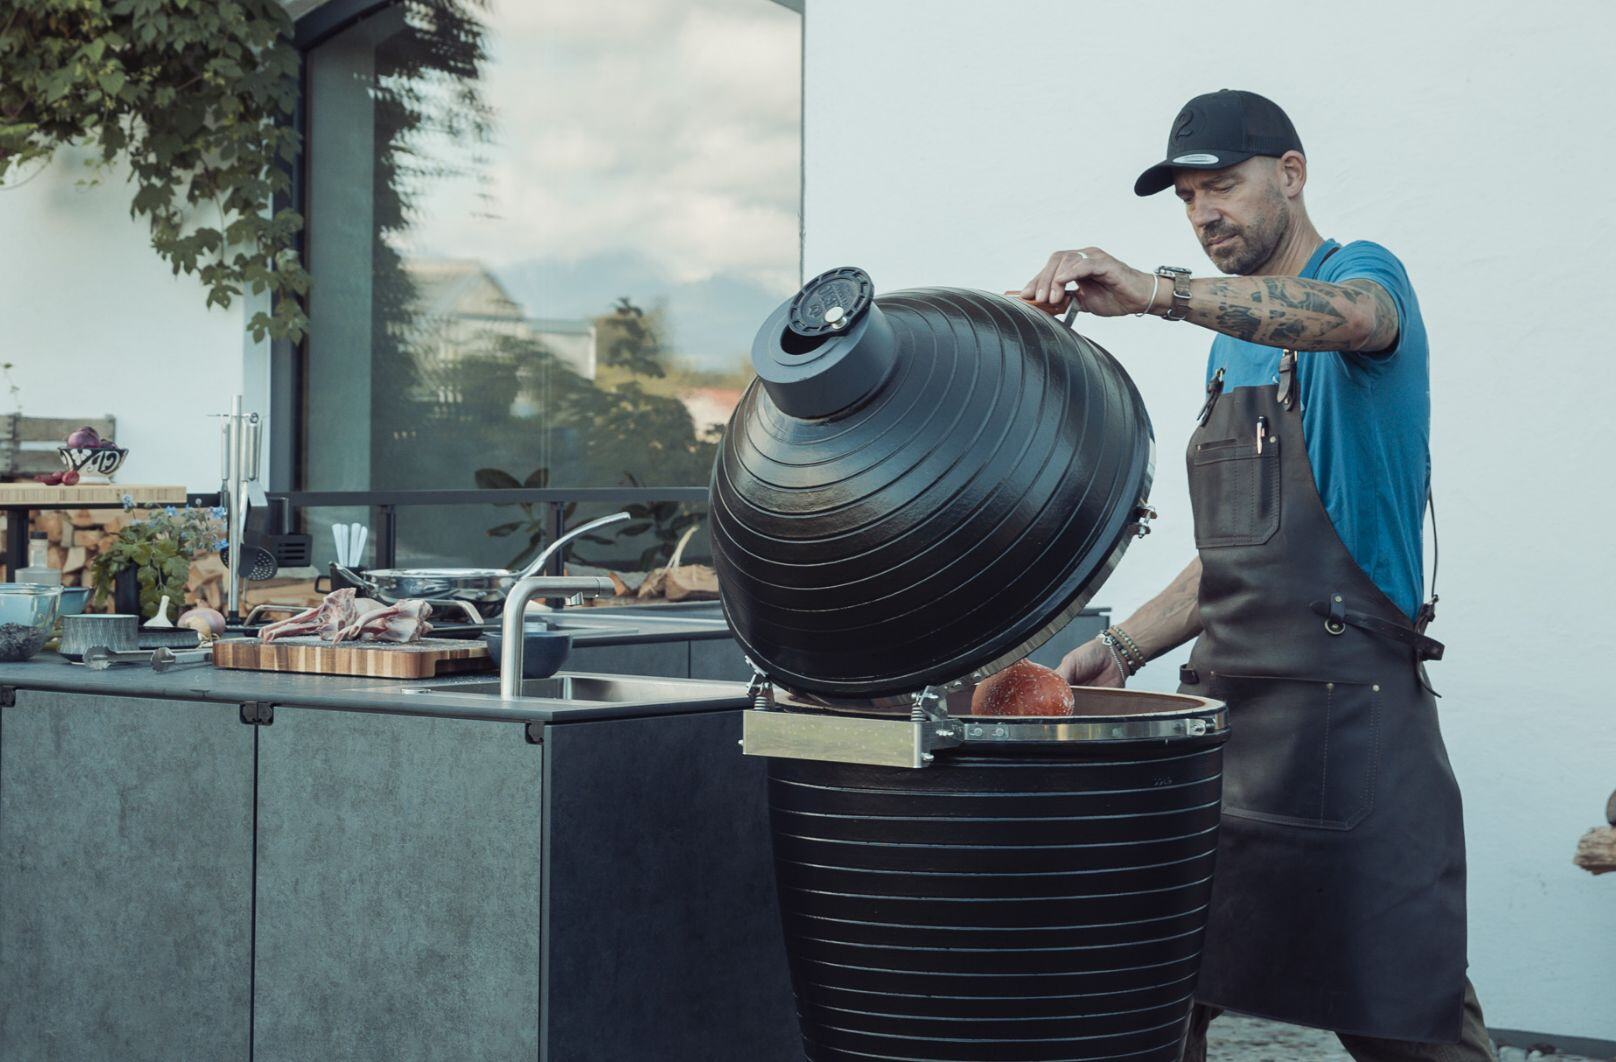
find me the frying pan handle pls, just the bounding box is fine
[331,563,380,596]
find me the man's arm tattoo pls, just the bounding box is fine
[1340,279,1400,352]
[1186,276,1394,351]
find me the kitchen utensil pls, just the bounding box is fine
[351,525,366,567]
[213,636,491,679]
[220,543,278,581]
[333,511,632,618]
[215,395,262,621]
[0,583,62,661]
[713,267,1227,1062]
[138,628,203,650]
[145,595,175,628]
[482,626,572,678]
[82,646,153,670]
[152,645,212,672]
[56,586,93,617]
[58,612,139,662]
[333,524,350,566]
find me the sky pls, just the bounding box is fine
[393,0,803,299]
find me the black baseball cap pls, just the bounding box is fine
[1133,89,1304,196]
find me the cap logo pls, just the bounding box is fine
[1172,153,1221,165]
[1173,109,1196,140]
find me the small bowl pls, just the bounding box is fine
[484,627,573,678]
[0,584,63,662]
[58,445,128,479]
[57,586,93,618]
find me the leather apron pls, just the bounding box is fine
[1177,310,1468,1041]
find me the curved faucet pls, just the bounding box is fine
[500,575,617,699]
[517,510,632,580]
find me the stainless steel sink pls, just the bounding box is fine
[382,671,748,708]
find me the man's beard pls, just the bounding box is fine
[1201,205,1289,275]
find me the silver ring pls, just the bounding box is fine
[1074,251,1089,260]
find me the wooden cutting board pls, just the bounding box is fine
[213,637,492,679]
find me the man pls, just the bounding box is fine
[1018,90,1494,1061]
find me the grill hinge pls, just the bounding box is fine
[238,700,275,726]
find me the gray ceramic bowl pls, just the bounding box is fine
[483,627,573,678]
[59,613,139,662]
[0,583,63,661]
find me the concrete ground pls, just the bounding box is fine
[1207,1014,1609,1061]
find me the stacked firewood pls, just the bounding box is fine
[29,509,131,594]
[24,509,290,613]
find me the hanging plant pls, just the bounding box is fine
[0,0,309,341]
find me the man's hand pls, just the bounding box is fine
[1018,248,1159,318]
[1055,638,1126,688]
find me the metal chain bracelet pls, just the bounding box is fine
[1100,626,1146,676]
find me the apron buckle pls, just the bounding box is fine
[1325,593,1347,635]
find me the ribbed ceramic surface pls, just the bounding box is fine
[768,739,1225,1062]
[711,288,1153,700]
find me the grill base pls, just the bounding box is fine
[768,738,1225,1062]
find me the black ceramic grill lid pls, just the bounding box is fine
[710,267,1155,702]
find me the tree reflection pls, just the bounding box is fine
[331,0,726,568]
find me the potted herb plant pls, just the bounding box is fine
[89,506,225,620]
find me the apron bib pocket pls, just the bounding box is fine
[1190,436,1281,548]
[1213,673,1380,830]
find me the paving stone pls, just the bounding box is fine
[1207,1015,1605,1061]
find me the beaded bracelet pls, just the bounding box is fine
[1109,626,1147,671]
[1100,626,1146,676]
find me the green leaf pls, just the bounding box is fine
[485,522,522,538]
[474,467,521,490]
[522,467,549,489]
[97,70,127,98]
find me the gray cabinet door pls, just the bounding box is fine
[252,707,542,1062]
[0,690,253,1062]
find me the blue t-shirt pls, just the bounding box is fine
[1206,239,1430,620]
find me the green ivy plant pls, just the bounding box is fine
[0,0,309,341]
[89,505,223,619]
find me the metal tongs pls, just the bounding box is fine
[83,645,214,672]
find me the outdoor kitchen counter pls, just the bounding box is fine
[0,651,801,1062]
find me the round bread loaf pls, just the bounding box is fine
[968,659,1076,717]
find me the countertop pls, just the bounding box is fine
[0,653,750,725]
[0,610,749,725]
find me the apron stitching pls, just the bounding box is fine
[1320,683,1332,825]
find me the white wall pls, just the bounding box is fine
[805,0,1614,1043]
[0,146,270,491]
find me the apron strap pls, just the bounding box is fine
[1276,349,1298,410]
[1310,598,1445,661]
[1414,491,1440,634]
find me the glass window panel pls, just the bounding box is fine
[301,0,800,569]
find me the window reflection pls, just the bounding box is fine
[302,0,800,569]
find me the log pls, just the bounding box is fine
[1575,827,1616,875]
[62,547,87,574]
[72,529,100,547]
[664,564,719,602]
[37,512,62,540]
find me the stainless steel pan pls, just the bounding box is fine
[332,511,630,620]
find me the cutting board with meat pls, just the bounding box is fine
[213,636,491,678]
[214,587,491,678]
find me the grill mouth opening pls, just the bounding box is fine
[779,326,833,357]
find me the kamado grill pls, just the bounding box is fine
[710,268,1231,1061]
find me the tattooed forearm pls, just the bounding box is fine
[1340,279,1400,351]
[1178,275,1397,351]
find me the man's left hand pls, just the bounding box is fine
[1017,248,1158,318]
